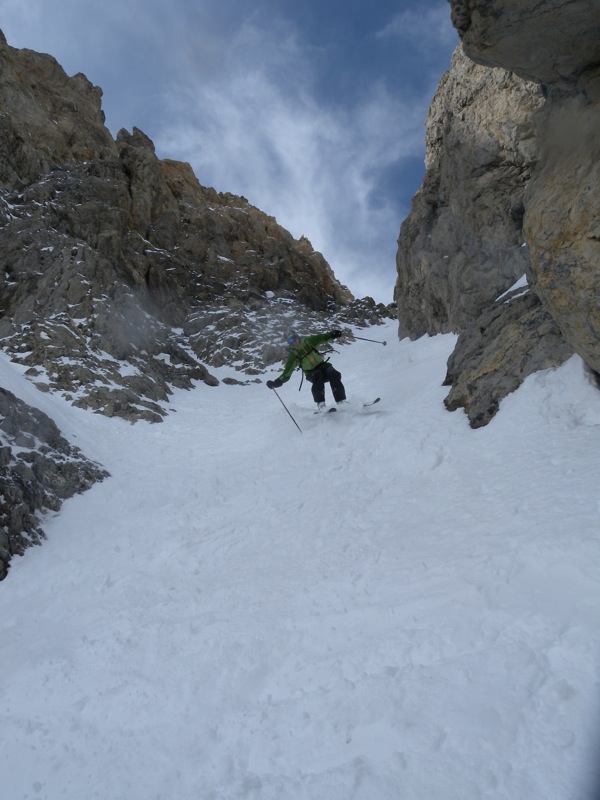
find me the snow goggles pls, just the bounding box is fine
[287,335,298,344]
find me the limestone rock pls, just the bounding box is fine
[438,0,600,421]
[0,387,109,580]
[396,4,600,426]
[396,45,543,338]
[524,94,600,375]
[448,0,600,90]
[443,288,573,428]
[0,31,116,189]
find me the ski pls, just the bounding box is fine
[315,399,379,415]
[363,398,380,407]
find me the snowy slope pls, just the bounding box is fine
[1,321,600,800]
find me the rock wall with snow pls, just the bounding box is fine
[0,29,392,577]
[0,386,108,580]
[396,45,543,338]
[396,1,600,426]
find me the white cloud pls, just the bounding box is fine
[153,18,427,302]
[377,2,457,50]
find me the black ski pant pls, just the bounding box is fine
[305,363,346,404]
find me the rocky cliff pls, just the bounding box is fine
[396,45,544,337]
[397,1,600,427]
[0,388,108,580]
[0,30,391,577]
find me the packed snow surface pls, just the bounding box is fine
[1,320,600,799]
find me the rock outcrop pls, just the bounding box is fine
[450,0,600,90]
[396,2,600,426]
[443,287,573,427]
[396,46,543,338]
[523,84,600,377]
[0,387,108,580]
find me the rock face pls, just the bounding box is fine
[0,387,108,580]
[450,0,600,90]
[523,83,600,376]
[396,46,543,338]
[396,2,600,426]
[0,30,393,577]
[443,288,573,428]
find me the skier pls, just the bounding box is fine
[266,330,347,411]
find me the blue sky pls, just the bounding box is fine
[0,0,458,302]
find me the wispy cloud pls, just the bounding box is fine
[377,3,458,50]
[153,15,428,301]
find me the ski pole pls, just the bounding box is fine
[273,388,303,434]
[352,335,387,346]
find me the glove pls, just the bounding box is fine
[330,330,342,339]
[267,379,283,389]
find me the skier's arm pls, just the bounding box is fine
[278,351,299,383]
[266,352,296,388]
[306,331,342,345]
[305,333,331,346]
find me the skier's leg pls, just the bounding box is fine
[324,364,346,402]
[306,368,326,404]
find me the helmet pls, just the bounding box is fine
[287,331,300,345]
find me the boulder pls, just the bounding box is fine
[443,288,573,428]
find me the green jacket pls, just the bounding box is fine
[277,333,333,384]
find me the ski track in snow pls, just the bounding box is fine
[1,321,600,800]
